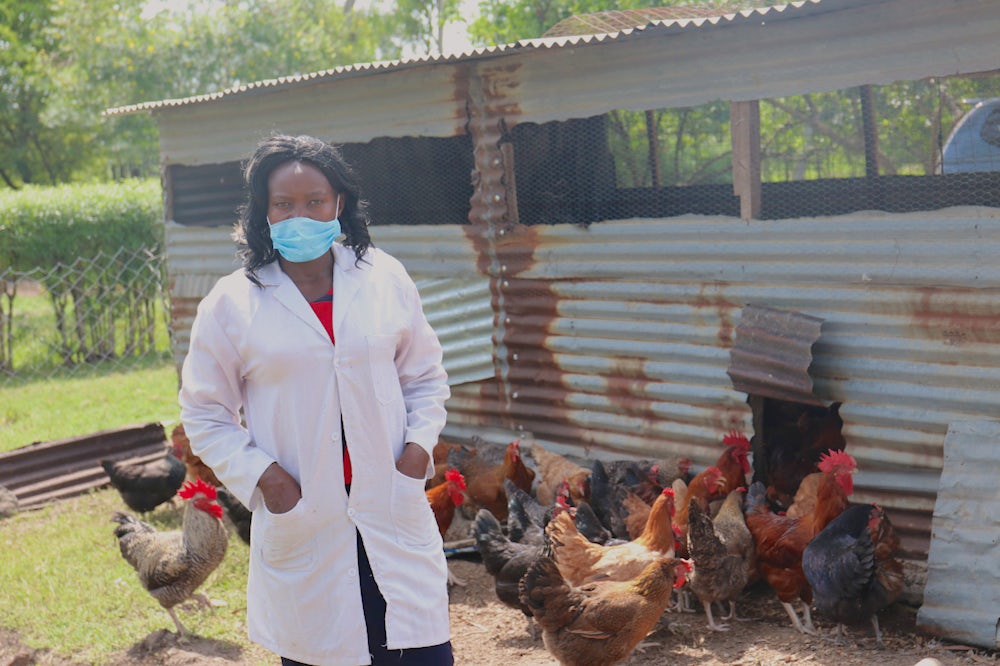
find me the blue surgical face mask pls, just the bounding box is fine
[268,215,342,262]
[268,198,342,263]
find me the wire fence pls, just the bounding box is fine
[0,247,171,383]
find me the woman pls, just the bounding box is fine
[179,134,453,665]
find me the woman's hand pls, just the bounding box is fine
[395,442,430,480]
[257,462,302,513]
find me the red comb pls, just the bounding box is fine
[177,478,217,500]
[662,487,675,497]
[818,449,857,473]
[722,431,751,450]
[445,468,466,490]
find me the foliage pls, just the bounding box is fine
[0,358,178,451]
[396,0,463,54]
[0,180,165,371]
[0,486,265,664]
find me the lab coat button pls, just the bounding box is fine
[348,568,357,577]
[347,508,355,517]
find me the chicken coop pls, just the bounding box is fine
[107,0,1000,649]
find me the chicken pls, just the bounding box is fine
[427,468,467,539]
[102,443,186,514]
[427,438,463,489]
[546,487,677,586]
[517,553,690,666]
[743,449,858,634]
[170,423,222,487]
[685,490,754,631]
[802,503,904,646]
[111,478,228,636]
[448,439,534,521]
[620,488,654,540]
[215,486,251,545]
[505,477,555,546]
[531,443,590,506]
[749,397,846,512]
[472,507,547,636]
[426,468,468,587]
[671,465,725,559]
[588,459,629,540]
[716,431,753,497]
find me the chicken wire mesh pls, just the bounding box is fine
[0,246,171,382]
[332,72,1000,229]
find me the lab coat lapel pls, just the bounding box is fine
[332,244,364,337]
[260,262,331,340]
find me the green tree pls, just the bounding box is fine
[395,0,462,54]
[0,0,96,187]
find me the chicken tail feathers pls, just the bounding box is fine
[518,555,577,631]
[111,511,154,539]
[473,508,515,576]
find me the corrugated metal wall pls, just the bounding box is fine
[166,207,1000,558]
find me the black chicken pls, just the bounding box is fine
[802,503,904,646]
[101,445,185,513]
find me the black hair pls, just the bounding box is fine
[234,134,372,285]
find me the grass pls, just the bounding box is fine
[0,487,271,665]
[0,356,181,452]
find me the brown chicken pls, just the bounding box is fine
[111,478,228,636]
[170,423,222,487]
[546,487,677,585]
[518,554,690,666]
[531,443,590,506]
[685,489,754,631]
[802,503,904,646]
[448,439,534,521]
[102,442,186,514]
[427,438,463,489]
[743,449,857,634]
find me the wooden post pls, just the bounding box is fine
[731,100,761,221]
[645,109,661,188]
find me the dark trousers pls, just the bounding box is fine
[280,532,454,666]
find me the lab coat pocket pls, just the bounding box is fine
[256,499,317,569]
[366,334,402,406]
[389,469,439,548]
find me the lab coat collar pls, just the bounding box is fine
[254,244,369,341]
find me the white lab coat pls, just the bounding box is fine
[178,243,451,666]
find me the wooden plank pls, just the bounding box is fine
[730,100,761,220]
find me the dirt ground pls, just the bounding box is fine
[2,556,996,666]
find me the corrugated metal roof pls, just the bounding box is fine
[104,0,832,117]
[917,420,1000,649]
[542,5,736,38]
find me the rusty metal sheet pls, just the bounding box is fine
[0,423,169,509]
[727,304,825,405]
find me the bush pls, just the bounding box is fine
[0,180,165,372]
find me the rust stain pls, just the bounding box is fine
[911,287,1000,346]
[692,282,740,347]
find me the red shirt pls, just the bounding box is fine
[308,289,351,484]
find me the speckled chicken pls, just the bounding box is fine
[685,490,754,631]
[111,478,228,636]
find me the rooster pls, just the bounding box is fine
[102,442,186,514]
[111,478,228,636]
[546,487,677,586]
[802,503,904,646]
[744,449,857,634]
[518,553,690,666]
[426,468,467,587]
[685,489,754,631]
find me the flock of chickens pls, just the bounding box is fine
[99,405,904,665]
